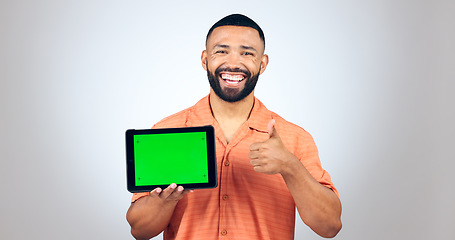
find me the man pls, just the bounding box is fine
[127,14,342,240]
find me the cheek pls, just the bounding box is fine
[249,57,262,69]
[207,57,220,70]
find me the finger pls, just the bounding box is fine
[267,119,279,139]
[183,189,194,194]
[159,183,178,199]
[250,159,264,167]
[253,165,267,173]
[167,185,184,199]
[168,186,194,201]
[248,150,259,159]
[149,187,162,197]
[249,142,262,151]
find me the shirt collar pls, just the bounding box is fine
[186,95,215,127]
[247,98,273,133]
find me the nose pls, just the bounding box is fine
[224,52,243,70]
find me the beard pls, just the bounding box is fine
[207,64,260,103]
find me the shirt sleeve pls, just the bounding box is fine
[295,130,340,198]
[131,192,149,203]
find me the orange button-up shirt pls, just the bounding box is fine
[131,95,338,240]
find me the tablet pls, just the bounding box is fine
[125,126,217,193]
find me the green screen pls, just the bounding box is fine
[133,132,209,186]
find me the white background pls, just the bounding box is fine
[1,1,454,239]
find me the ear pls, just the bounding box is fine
[259,54,269,75]
[201,50,208,71]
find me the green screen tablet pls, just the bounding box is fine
[125,126,217,193]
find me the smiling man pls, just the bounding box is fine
[126,14,342,240]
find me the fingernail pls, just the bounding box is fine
[177,186,183,192]
[156,188,162,193]
[171,183,177,188]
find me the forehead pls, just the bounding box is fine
[206,26,264,51]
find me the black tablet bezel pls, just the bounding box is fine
[125,125,217,193]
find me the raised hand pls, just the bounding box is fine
[249,119,299,175]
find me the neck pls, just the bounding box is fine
[209,89,255,122]
[209,89,255,143]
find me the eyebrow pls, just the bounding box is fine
[214,44,230,49]
[240,45,257,52]
[213,44,258,52]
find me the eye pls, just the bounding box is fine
[215,50,227,54]
[242,52,254,56]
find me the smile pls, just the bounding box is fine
[220,73,245,85]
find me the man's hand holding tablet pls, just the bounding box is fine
[149,183,192,202]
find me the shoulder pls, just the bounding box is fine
[269,111,318,158]
[153,106,193,128]
[271,112,313,140]
[153,95,212,129]
[254,98,312,140]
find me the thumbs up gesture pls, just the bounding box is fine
[249,119,299,175]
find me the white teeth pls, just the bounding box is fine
[221,73,244,81]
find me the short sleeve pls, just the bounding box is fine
[289,127,339,198]
[131,192,149,203]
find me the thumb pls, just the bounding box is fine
[267,119,279,138]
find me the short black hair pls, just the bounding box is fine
[206,14,265,48]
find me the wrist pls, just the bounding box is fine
[280,154,301,178]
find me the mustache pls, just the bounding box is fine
[215,66,251,78]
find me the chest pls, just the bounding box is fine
[215,128,288,188]
[216,118,246,143]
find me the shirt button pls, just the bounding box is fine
[222,194,229,200]
[224,161,230,166]
[221,230,227,235]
